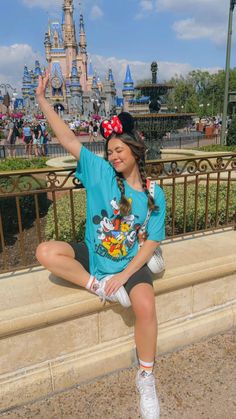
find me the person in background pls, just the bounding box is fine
[88,121,93,143]
[6,119,18,158]
[32,122,42,157]
[22,122,33,158]
[92,121,98,140]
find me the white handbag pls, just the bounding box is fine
[139,180,165,274]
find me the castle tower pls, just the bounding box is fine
[122,65,135,112]
[87,60,94,91]
[77,13,88,91]
[69,59,83,114]
[62,0,78,76]
[102,68,117,116]
[44,32,51,63]
[22,65,31,110]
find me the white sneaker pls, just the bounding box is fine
[97,275,131,308]
[136,370,160,419]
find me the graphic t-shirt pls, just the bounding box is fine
[75,146,166,280]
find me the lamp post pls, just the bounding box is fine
[220,0,236,145]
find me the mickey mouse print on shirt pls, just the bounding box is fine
[93,198,141,262]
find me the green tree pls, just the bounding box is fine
[227,114,236,146]
[167,76,198,113]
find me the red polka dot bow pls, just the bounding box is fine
[101,116,123,139]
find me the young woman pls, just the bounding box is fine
[36,70,166,419]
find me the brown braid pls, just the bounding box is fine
[116,173,132,216]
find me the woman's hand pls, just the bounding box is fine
[104,272,130,296]
[36,69,50,100]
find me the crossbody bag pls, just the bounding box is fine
[138,180,165,274]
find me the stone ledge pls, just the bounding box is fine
[1,230,236,339]
[0,253,236,339]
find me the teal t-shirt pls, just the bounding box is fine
[75,146,166,280]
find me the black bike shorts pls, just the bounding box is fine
[69,241,154,295]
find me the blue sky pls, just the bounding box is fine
[0,0,236,96]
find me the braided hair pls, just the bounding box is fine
[101,112,157,216]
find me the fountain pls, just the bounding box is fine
[134,62,195,159]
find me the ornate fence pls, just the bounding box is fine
[0,153,236,273]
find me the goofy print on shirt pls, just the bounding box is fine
[93,197,141,262]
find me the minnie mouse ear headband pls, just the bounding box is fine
[100,112,134,140]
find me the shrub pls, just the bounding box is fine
[165,183,236,235]
[0,158,48,171]
[45,190,86,242]
[198,145,236,152]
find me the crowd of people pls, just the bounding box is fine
[68,118,101,142]
[0,118,51,158]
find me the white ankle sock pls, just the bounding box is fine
[86,275,100,293]
[139,359,154,375]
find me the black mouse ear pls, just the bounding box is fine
[100,121,106,139]
[117,112,134,134]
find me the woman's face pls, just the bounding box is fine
[107,137,137,175]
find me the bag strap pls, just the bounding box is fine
[139,179,155,234]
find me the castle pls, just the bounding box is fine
[21,0,117,118]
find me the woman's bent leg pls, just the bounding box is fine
[36,241,90,288]
[130,283,157,361]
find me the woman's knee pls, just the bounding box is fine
[131,288,156,322]
[36,241,74,266]
[135,300,156,322]
[36,241,54,265]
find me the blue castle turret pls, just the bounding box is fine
[122,65,135,111]
[22,65,32,110]
[69,60,83,114]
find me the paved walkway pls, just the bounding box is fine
[1,331,235,419]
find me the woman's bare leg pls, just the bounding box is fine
[36,241,90,287]
[130,283,157,361]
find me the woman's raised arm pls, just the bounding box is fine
[36,70,82,160]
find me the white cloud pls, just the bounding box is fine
[22,0,62,11]
[156,0,235,45]
[173,18,227,45]
[90,5,104,20]
[140,0,153,11]
[90,54,219,94]
[136,0,235,45]
[0,44,44,95]
[135,0,154,19]
[156,0,227,16]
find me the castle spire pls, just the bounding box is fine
[63,0,77,49]
[79,13,87,54]
[123,65,134,88]
[122,65,135,111]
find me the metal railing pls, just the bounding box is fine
[0,152,236,273]
[0,135,220,159]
